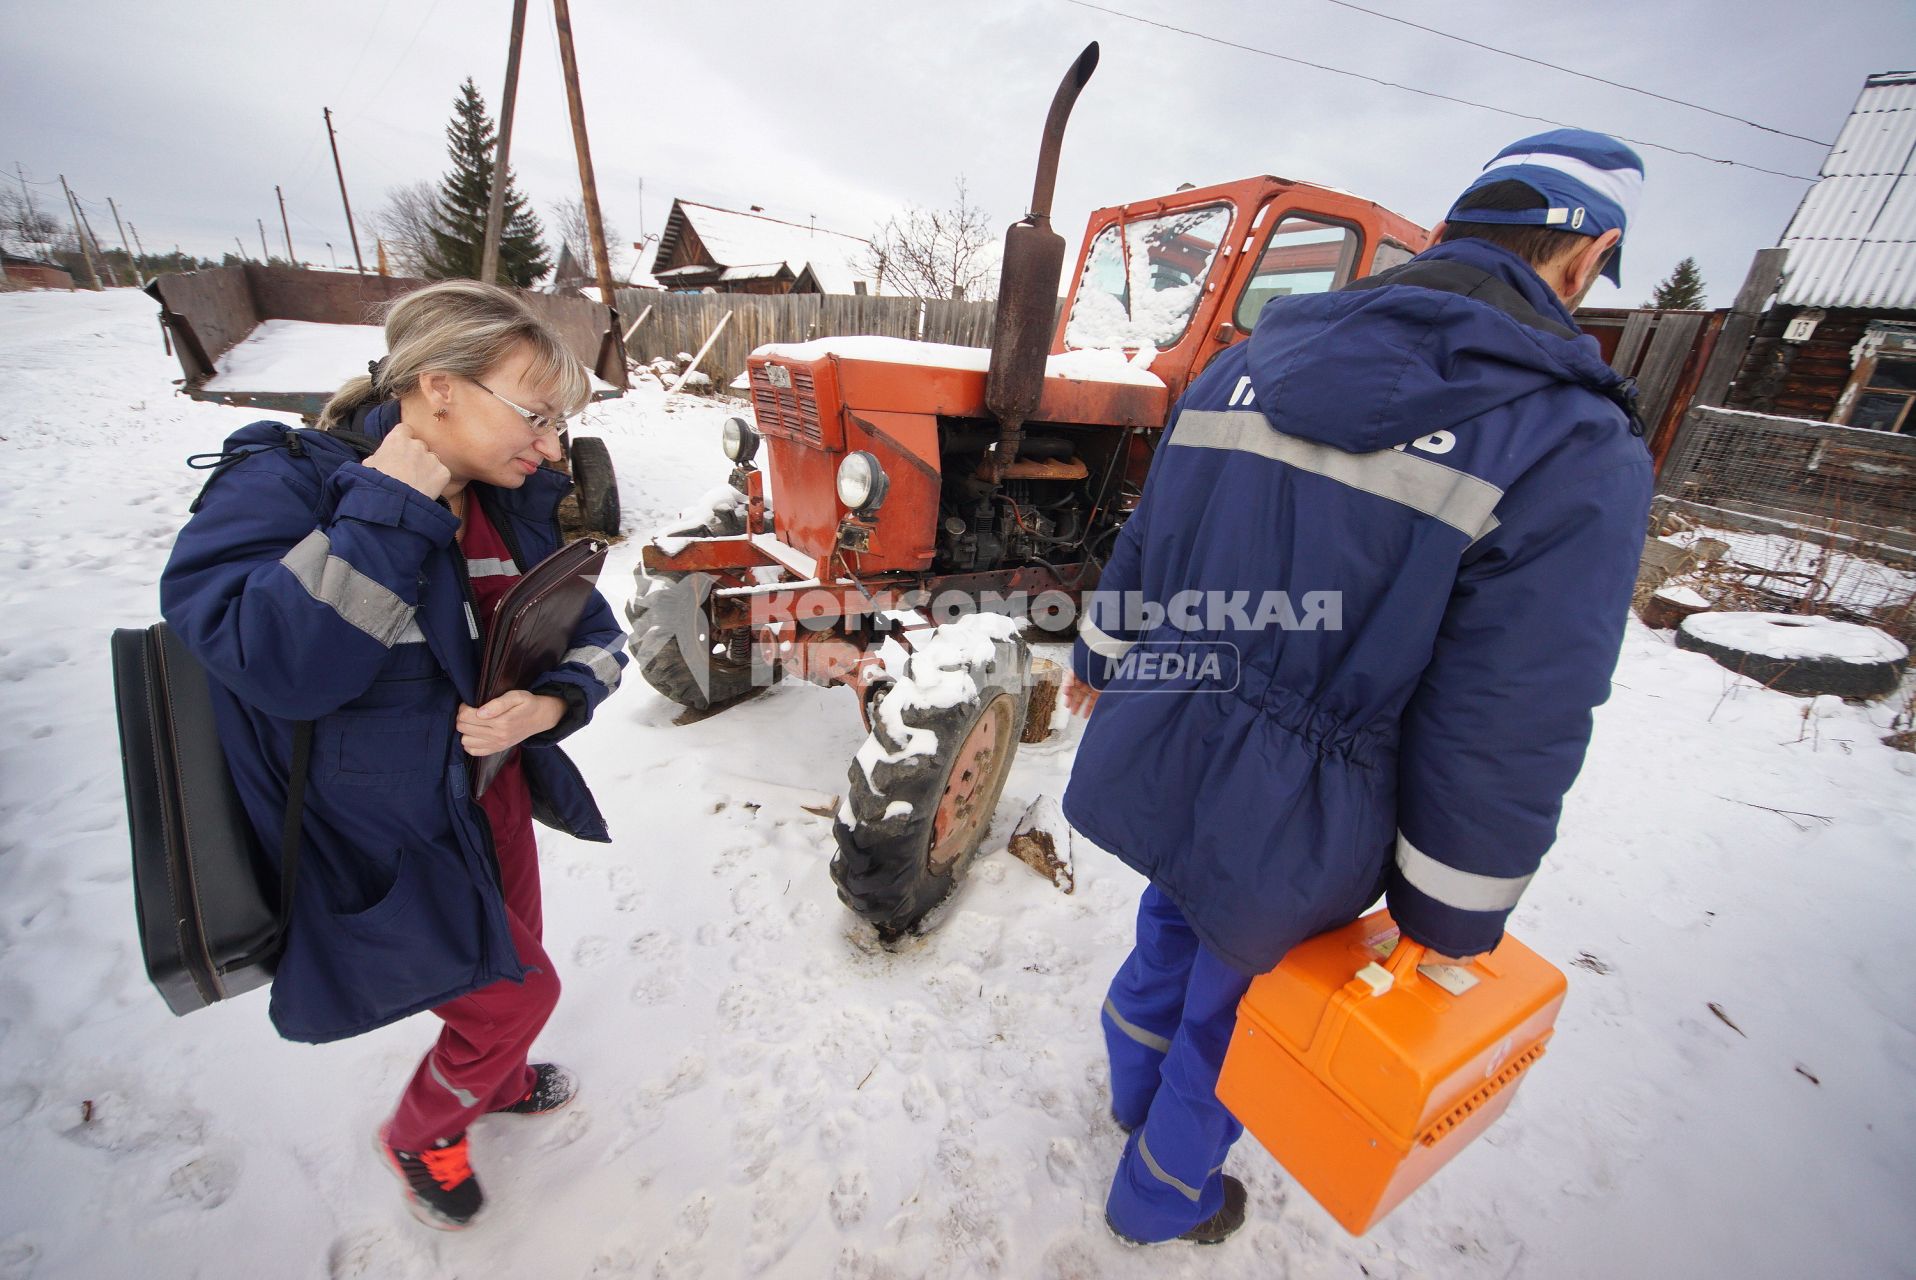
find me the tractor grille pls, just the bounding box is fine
[749,363,823,447]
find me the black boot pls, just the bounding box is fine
[491,1063,578,1116]
[1108,1175,1249,1245]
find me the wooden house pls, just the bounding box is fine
[647,200,878,296]
[1727,70,1916,432]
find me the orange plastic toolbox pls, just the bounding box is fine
[1216,909,1565,1234]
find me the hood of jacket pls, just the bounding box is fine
[1244,238,1630,454]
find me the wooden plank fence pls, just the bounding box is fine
[614,290,1000,390]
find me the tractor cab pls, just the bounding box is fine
[1055,176,1429,400]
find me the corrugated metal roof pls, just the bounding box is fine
[1777,71,1916,309]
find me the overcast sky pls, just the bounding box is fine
[6,0,1911,307]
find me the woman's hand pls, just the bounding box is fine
[363,421,451,499]
[457,690,566,757]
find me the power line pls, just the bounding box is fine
[1060,0,1821,182]
[359,0,451,109]
[1317,0,1831,147]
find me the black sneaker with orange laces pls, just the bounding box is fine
[377,1127,484,1230]
[491,1063,578,1116]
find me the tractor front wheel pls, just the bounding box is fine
[831,621,1031,939]
[624,507,763,711]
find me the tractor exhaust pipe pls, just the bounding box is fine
[985,42,1099,477]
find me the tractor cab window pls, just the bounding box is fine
[1064,204,1233,351]
[1234,214,1364,332]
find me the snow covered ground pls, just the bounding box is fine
[1,288,1913,1280]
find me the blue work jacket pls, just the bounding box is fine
[1065,238,1652,970]
[160,401,627,1042]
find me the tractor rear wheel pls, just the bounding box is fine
[568,436,620,535]
[831,621,1030,939]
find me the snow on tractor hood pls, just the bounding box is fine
[753,336,1166,389]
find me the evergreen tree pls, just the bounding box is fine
[423,78,549,286]
[1647,257,1707,310]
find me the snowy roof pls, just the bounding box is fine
[657,200,878,295]
[718,263,792,282]
[1776,71,1916,310]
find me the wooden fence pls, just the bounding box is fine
[613,290,999,391]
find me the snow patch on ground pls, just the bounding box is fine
[2,289,1914,1279]
[1681,611,1908,662]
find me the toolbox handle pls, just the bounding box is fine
[1385,936,1429,986]
[1349,935,1434,999]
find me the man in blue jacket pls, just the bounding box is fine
[1063,130,1653,1244]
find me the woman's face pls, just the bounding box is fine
[409,343,567,491]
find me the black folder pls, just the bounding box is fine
[471,537,610,797]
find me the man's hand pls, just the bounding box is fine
[457,690,566,757]
[363,420,451,499]
[1062,671,1101,718]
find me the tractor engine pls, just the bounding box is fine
[934,432,1089,573]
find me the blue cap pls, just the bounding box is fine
[1445,129,1645,285]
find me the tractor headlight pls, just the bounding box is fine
[836,451,889,514]
[722,416,760,464]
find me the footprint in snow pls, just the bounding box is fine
[573,935,611,968]
[326,1228,424,1280]
[0,1237,38,1280]
[1043,1137,1083,1188]
[627,931,683,1005]
[540,1106,591,1152]
[57,1089,205,1156]
[829,1169,870,1229]
[900,1074,938,1122]
[157,1153,239,1211]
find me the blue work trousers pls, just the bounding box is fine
[1102,885,1254,1241]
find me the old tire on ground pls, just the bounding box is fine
[569,436,620,535]
[623,505,763,711]
[1675,611,1908,700]
[832,622,1031,939]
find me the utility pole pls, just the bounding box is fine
[128,221,148,263]
[322,107,366,272]
[276,185,295,264]
[236,237,249,262]
[108,197,144,286]
[58,175,101,289]
[16,164,46,257]
[552,0,616,301]
[481,0,529,285]
[259,219,272,262]
[71,187,118,286]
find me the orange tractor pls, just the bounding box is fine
[625,44,1429,937]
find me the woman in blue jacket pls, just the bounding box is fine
[161,280,628,1230]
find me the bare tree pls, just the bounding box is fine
[858,177,998,301]
[367,180,441,277]
[0,185,70,260]
[547,196,619,274]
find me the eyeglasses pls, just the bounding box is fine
[470,378,566,436]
